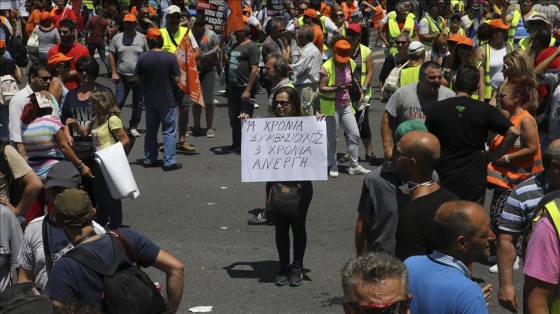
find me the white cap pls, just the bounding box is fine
[167,5,181,15]
[408,41,425,55]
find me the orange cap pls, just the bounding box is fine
[145,28,162,39]
[334,40,351,63]
[457,37,473,47]
[488,19,509,30]
[447,33,463,43]
[303,8,317,19]
[0,39,5,50]
[123,13,137,23]
[40,11,54,20]
[47,53,73,66]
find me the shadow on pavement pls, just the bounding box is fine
[223,261,311,284]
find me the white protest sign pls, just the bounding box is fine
[241,117,327,182]
[0,0,18,10]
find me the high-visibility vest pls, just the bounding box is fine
[421,15,445,48]
[319,58,357,116]
[83,0,94,9]
[508,10,537,45]
[398,65,421,87]
[482,42,513,100]
[161,27,189,54]
[387,15,415,54]
[487,110,543,189]
[449,27,466,36]
[519,37,556,58]
[352,44,372,97]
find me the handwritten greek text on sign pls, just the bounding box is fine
[241,117,327,182]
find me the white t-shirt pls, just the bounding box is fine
[489,45,507,89]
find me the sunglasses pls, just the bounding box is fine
[335,13,345,18]
[76,68,90,74]
[298,8,306,12]
[498,92,516,99]
[503,63,511,71]
[343,298,410,314]
[59,29,72,35]
[395,41,408,45]
[35,75,52,82]
[275,100,291,107]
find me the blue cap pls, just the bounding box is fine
[188,9,197,16]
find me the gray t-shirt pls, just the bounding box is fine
[385,82,455,125]
[0,204,23,292]
[36,27,60,55]
[18,214,104,289]
[109,32,148,78]
[228,40,260,88]
[195,29,220,73]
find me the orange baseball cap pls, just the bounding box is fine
[488,19,509,30]
[123,13,137,23]
[0,39,5,50]
[303,8,317,19]
[47,53,73,66]
[334,40,351,63]
[145,28,162,39]
[40,11,54,20]
[457,37,474,47]
[447,33,463,43]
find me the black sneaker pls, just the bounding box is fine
[228,145,241,153]
[365,152,379,165]
[275,268,289,286]
[162,163,183,171]
[289,267,303,287]
[338,153,350,163]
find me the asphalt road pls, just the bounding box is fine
[29,44,524,313]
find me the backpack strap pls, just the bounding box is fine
[107,230,140,266]
[64,247,112,276]
[42,217,54,275]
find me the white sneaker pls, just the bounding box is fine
[349,165,370,175]
[130,128,140,137]
[250,98,259,108]
[489,256,520,274]
[329,167,339,178]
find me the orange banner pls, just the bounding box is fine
[176,31,205,108]
[226,0,244,34]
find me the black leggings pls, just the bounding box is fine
[267,181,313,269]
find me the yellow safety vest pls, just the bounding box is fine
[519,37,556,58]
[161,27,189,54]
[421,15,444,48]
[482,42,513,100]
[319,58,357,116]
[388,16,415,54]
[353,44,372,97]
[508,10,537,45]
[83,0,94,9]
[398,65,421,87]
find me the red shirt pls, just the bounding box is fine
[48,43,90,90]
[51,7,77,28]
[535,47,560,99]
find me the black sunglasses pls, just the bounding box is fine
[343,298,410,314]
[35,75,52,82]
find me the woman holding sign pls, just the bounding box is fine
[241,86,314,287]
[319,37,370,178]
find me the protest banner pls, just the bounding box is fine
[196,0,226,34]
[241,117,327,182]
[0,0,18,10]
[266,0,285,17]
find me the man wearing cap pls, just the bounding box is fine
[296,8,324,54]
[519,13,554,58]
[46,189,184,312]
[532,0,558,32]
[398,41,425,87]
[355,120,439,255]
[160,5,200,153]
[8,63,53,157]
[225,24,260,153]
[47,19,89,90]
[109,13,147,138]
[17,161,105,289]
[419,2,447,48]
[425,67,519,205]
[381,61,455,160]
[135,28,182,171]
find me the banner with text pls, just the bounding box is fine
[241,117,327,182]
[196,0,226,34]
[0,0,18,10]
[266,0,285,17]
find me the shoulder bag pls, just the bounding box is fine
[27,26,39,54]
[266,182,302,218]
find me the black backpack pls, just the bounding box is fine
[64,230,169,314]
[0,282,53,314]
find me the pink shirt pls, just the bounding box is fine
[524,215,560,284]
[319,65,351,107]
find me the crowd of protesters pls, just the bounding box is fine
[3,0,560,312]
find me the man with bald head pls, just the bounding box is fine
[393,131,457,261]
[405,200,494,313]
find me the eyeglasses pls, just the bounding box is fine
[298,8,306,13]
[498,92,516,99]
[335,13,345,18]
[275,100,291,107]
[35,75,52,82]
[503,63,511,71]
[343,298,410,314]
[393,147,410,159]
[277,29,286,33]
[59,29,71,35]
[76,68,89,74]
[395,41,408,45]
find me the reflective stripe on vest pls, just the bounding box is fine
[422,15,444,48]
[319,58,356,116]
[483,43,513,100]
[487,110,544,189]
[357,44,371,96]
[507,10,521,45]
[161,27,189,54]
[388,16,415,54]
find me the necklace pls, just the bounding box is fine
[409,180,436,191]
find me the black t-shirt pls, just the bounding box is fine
[425,96,512,187]
[61,84,111,137]
[395,188,458,261]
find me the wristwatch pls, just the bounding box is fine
[361,86,368,92]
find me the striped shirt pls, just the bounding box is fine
[499,173,551,233]
[21,116,64,180]
[428,250,470,279]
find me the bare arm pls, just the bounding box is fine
[54,128,93,178]
[497,231,521,312]
[507,118,538,161]
[109,50,119,82]
[524,275,555,314]
[151,249,185,313]
[13,66,22,84]
[535,46,560,76]
[363,52,374,88]
[489,126,520,162]
[478,66,486,103]
[112,127,131,154]
[355,210,370,255]
[379,27,390,47]
[17,267,34,283]
[381,111,395,159]
[13,171,42,217]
